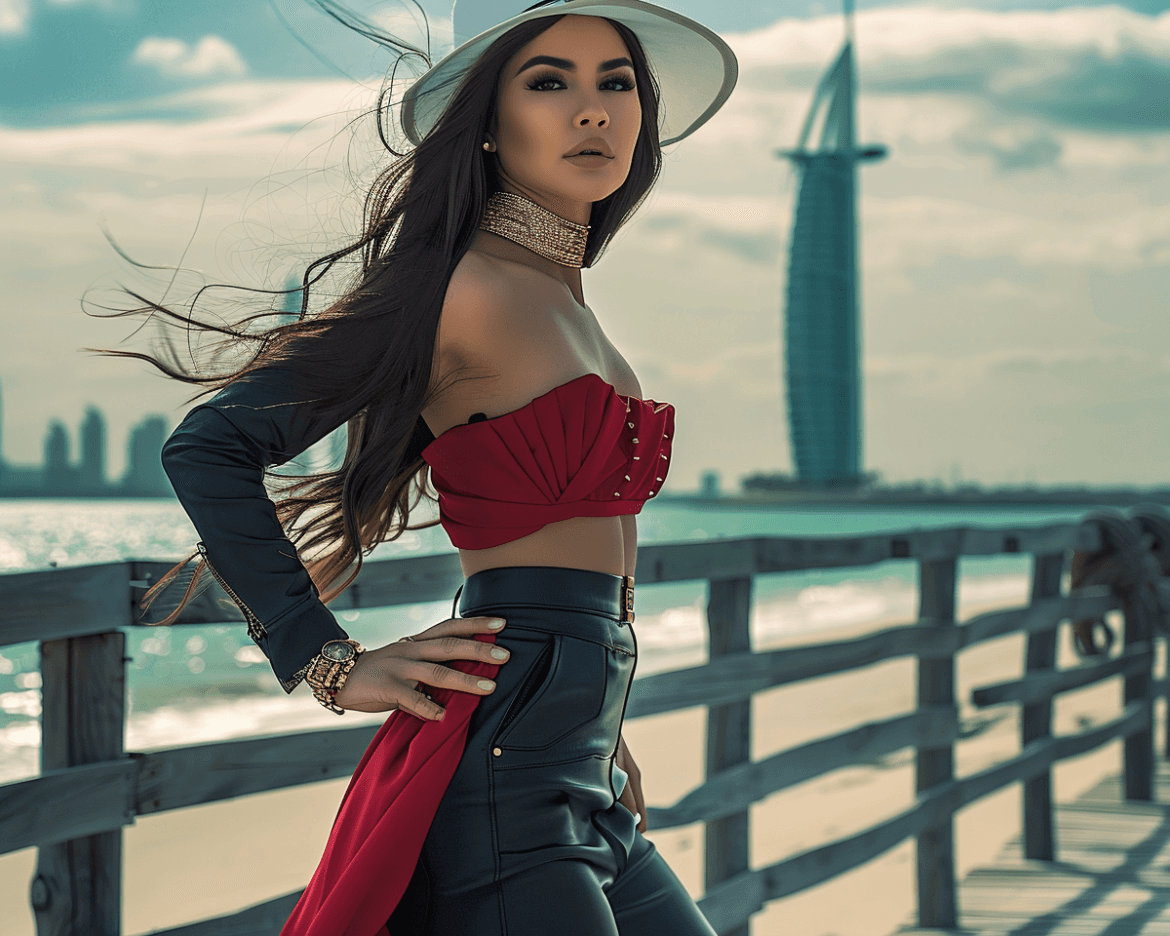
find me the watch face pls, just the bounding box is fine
[322,640,355,662]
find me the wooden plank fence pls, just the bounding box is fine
[2,509,1168,935]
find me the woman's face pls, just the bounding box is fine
[494,15,642,218]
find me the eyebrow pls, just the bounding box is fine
[515,55,634,77]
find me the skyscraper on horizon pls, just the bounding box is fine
[278,272,304,328]
[123,415,171,496]
[80,405,106,492]
[44,420,71,491]
[776,3,886,487]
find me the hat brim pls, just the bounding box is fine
[400,0,738,148]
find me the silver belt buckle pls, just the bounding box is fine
[620,575,635,625]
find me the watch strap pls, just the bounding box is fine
[305,639,365,715]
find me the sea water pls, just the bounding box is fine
[0,498,1097,783]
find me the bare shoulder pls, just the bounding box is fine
[440,250,521,355]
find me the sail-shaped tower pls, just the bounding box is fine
[776,4,886,487]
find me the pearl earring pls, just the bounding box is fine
[483,141,491,151]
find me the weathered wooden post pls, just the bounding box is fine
[1126,506,1170,762]
[916,557,958,929]
[1161,610,1170,771]
[705,576,753,936]
[1163,623,1170,767]
[1022,553,1065,860]
[1121,556,1155,804]
[31,631,126,936]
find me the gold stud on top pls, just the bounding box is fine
[625,475,631,481]
[632,456,640,460]
[656,477,663,481]
[631,438,639,444]
[614,492,620,497]
[628,422,635,428]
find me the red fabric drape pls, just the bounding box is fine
[281,634,501,936]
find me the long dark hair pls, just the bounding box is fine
[89,12,663,624]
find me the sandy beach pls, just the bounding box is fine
[0,597,1149,935]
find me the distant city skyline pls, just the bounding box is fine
[0,376,349,498]
[0,377,172,497]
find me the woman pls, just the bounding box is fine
[114,0,737,932]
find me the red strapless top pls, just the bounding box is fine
[420,373,674,549]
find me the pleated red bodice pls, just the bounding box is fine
[421,372,675,549]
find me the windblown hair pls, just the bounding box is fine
[87,11,663,624]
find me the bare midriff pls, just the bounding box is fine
[457,513,636,580]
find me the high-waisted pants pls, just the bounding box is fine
[387,566,717,936]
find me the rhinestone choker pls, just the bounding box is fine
[479,191,590,269]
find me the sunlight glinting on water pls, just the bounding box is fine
[0,499,1081,784]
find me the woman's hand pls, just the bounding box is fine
[616,733,647,833]
[332,615,509,720]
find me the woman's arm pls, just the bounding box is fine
[161,365,360,693]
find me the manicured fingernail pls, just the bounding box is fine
[490,647,510,660]
[477,679,496,691]
[434,708,446,720]
[488,619,505,629]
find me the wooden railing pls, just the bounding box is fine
[2,509,1167,936]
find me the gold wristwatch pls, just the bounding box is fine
[305,638,365,715]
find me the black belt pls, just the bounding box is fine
[452,566,636,625]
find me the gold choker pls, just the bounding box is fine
[479,191,590,269]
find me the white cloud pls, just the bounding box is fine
[0,0,29,36]
[0,80,371,170]
[730,5,1170,73]
[728,6,1170,131]
[371,5,448,54]
[132,35,247,80]
[46,0,122,6]
[867,345,1156,385]
[861,194,1170,273]
[1,0,129,38]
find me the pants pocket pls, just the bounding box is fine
[493,636,608,752]
[493,640,555,740]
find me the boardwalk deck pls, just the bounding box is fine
[896,762,1170,936]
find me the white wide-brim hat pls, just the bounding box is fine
[400,0,738,148]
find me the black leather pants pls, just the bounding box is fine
[388,566,716,936]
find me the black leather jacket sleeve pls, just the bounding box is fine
[160,366,358,694]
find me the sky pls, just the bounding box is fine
[1,0,1168,489]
